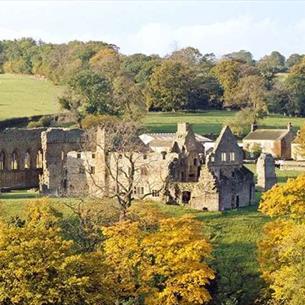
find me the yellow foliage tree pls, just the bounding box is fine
[259,175,305,219]
[259,176,305,305]
[102,214,215,305]
[0,200,112,305]
[90,47,121,80]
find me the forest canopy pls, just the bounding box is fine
[1,38,305,121]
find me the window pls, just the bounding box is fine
[11,151,18,170]
[36,150,43,168]
[221,152,227,162]
[133,186,137,194]
[230,152,235,161]
[152,190,159,197]
[0,151,5,170]
[92,153,96,159]
[61,151,65,161]
[137,186,144,195]
[143,154,147,160]
[193,158,197,166]
[161,152,167,160]
[77,152,81,159]
[141,167,148,176]
[79,166,85,174]
[24,151,31,169]
[90,166,95,174]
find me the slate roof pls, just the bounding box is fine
[139,133,212,148]
[243,129,289,141]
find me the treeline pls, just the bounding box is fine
[1,38,305,121]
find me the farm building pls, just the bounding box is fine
[243,123,295,159]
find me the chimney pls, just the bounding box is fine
[177,122,190,134]
[251,123,257,132]
[287,122,292,131]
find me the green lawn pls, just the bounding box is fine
[143,111,305,135]
[0,74,64,120]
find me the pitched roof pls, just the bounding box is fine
[243,129,289,141]
[139,133,212,148]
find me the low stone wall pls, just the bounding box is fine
[279,160,305,171]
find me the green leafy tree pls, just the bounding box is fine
[59,69,114,125]
[146,59,192,111]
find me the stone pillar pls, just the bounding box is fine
[256,153,276,191]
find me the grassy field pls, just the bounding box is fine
[0,74,64,120]
[143,111,305,135]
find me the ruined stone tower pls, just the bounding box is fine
[256,153,276,191]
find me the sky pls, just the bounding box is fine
[0,1,305,59]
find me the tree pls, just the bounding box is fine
[293,123,305,158]
[284,58,305,115]
[211,59,259,108]
[83,119,169,221]
[169,47,203,65]
[258,176,305,305]
[286,53,304,69]
[235,75,268,114]
[59,69,114,125]
[102,213,215,305]
[259,175,305,219]
[257,51,286,80]
[146,59,192,111]
[228,108,259,136]
[224,50,254,65]
[112,75,146,119]
[90,47,121,80]
[0,199,111,305]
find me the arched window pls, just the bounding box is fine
[24,151,31,169]
[0,151,5,170]
[36,150,43,168]
[11,151,18,170]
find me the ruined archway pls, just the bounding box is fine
[0,151,6,170]
[11,150,19,170]
[24,150,31,169]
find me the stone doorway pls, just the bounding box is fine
[182,191,191,204]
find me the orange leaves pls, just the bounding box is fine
[102,214,215,305]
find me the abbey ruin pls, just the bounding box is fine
[0,123,257,211]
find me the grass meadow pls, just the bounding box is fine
[144,110,305,135]
[0,74,64,120]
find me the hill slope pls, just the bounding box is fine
[0,74,64,120]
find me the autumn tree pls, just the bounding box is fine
[258,175,305,305]
[259,175,305,219]
[102,213,215,305]
[90,47,121,80]
[211,59,259,108]
[0,199,112,305]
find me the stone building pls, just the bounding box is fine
[256,153,276,191]
[0,123,255,211]
[243,123,295,159]
[189,126,255,210]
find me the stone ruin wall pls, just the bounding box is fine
[40,128,85,196]
[0,128,46,190]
